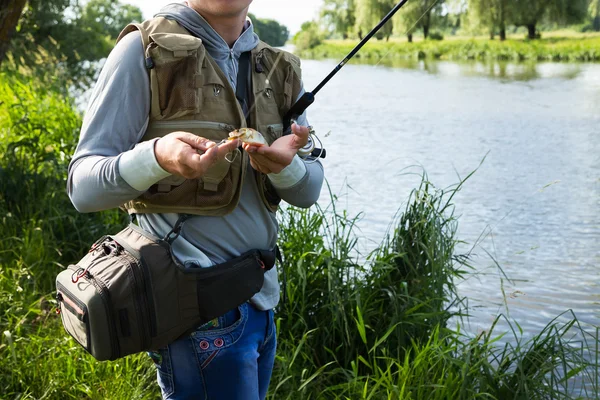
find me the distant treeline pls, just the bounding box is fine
[296,0,600,47]
[249,13,290,47]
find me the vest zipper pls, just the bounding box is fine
[151,120,235,132]
[230,49,235,86]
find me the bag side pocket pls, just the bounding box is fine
[57,284,90,351]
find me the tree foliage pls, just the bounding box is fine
[312,0,594,42]
[468,0,511,40]
[508,0,588,39]
[293,21,323,51]
[249,13,289,47]
[392,0,445,39]
[6,0,142,87]
[392,1,426,41]
[321,0,356,39]
[589,0,600,31]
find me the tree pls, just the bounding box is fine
[468,0,510,40]
[354,0,395,40]
[354,0,380,39]
[591,0,600,31]
[391,0,445,40]
[320,0,356,39]
[249,13,289,47]
[293,21,322,50]
[6,0,143,87]
[0,0,28,66]
[81,0,143,39]
[392,1,422,42]
[509,0,588,39]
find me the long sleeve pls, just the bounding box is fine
[270,158,324,208]
[265,87,324,208]
[67,32,170,213]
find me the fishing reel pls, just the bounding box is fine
[291,119,327,161]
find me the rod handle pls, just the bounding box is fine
[283,92,315,134]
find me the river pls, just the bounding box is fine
[299,57,600,342]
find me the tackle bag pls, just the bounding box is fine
[55,222,275,361]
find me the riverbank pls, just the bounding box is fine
[1,66,599,399]
[296,35,600,62]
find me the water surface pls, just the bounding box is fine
[300,58,600,339]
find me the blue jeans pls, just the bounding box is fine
[149,303,277,400]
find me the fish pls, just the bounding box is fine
[228,128,268,146]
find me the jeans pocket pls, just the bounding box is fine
[149,347,174,398]
[191,303,248,369]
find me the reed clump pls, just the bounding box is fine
[0,65,598,399]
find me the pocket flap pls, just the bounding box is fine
[202,158,232,192]
[150,33,202,52]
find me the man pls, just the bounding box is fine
[67,1,324,399]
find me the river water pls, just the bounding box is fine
[298,58,600,342]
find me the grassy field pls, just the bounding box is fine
[296,34,600,62]
[1,64,599,399]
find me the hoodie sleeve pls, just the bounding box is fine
[267,87,324,209]
[67,32,171,213]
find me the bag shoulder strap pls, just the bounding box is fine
[236,51,252,122]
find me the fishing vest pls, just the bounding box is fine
[116,17,303,216]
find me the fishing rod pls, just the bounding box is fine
[283,0,411,159]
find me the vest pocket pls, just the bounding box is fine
[260,123,284,144]
[147,33,202,120]
[140,121,244,215]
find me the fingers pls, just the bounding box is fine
[291,123,309,149]
[158,132,242,179]
[195,138,239,165]
[249,155,284,174]
[177,132,220,153]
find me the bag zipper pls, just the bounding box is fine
[122,253,153,348]
[138,257,158,338]
[56,283,88,322]
[56,282,91,351]
[86,273,120,360]
[110,236,157,339]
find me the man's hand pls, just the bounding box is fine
[155,131,240,179]
[243,123,309,174]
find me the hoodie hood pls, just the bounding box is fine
[154,2,259,85]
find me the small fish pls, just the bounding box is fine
[228,128,268,146]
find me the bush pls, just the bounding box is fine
[293,21,323,51]
[428,31,445,40]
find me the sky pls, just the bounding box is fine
[121,0,324,34]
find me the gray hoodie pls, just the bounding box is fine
[67,3,324,310]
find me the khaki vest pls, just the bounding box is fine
[116,17,303,216]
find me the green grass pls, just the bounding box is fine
[296,36,600,63]
[0,64,598,399]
